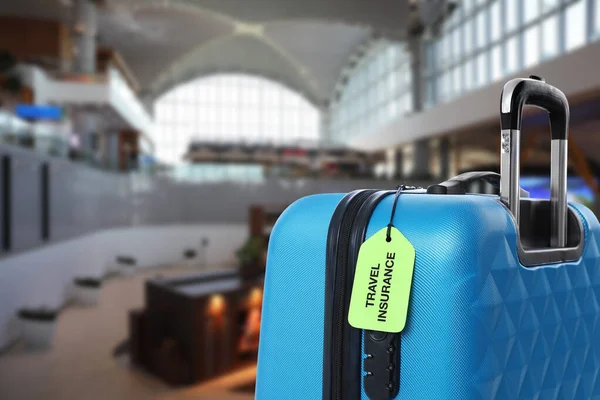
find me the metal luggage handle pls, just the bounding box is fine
[500,76,570,248]
[427,171,529,196]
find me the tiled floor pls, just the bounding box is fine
[0,265,255,400]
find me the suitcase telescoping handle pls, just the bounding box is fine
[500,76,569,247]
[427,171,529,196]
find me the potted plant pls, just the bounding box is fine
[73,277,103,306]
[17,307,58,348]
[236,237,266,280]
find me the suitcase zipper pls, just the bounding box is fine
[324,190,393,400]
[324,190,375,400]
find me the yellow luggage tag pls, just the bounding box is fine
[348,187,416,333]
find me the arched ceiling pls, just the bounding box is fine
[148,0,412,34]
[150,34,323,104]
[0,0,416,107]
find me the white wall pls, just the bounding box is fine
[17,65,50,105]
[108,67,152,133]
[17,64,151,133]
[0,224,246,350]
[350,41,600,151]
[18,65,107,106]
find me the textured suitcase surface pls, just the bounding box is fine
[256,194,343,398]
[256,192,600,399]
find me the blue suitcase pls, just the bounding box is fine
[256,78,600,399]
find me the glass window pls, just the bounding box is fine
[565,0,586,52]
[464,60,475,91]
[524,24,540,68]
[405,94,413,113]
[464,18,474,55]
[505,0,519,33]
[375,52,385,77]
[505,36,519,73]
[524,0,541,24]
[541,14,559,59]
[154,74,319,164]
[541,0,560,13]
[596,0,600,38]
[378,79,388,103]
[436,38,444,66]
[155,105,167,121]
[453,65,463,96]
[443,73,453,99]
[476,11,487,49]
[424,42,434,74]
[446,71,454,99]
[369,87,378,107]
[387,46,396,71]
[424,81,434,108]
[490,0,502,42]
[437,37,446,66]
[388,101,398,119]
[400,67,409,89]
[476,53,487,87]
[444,34,452,65]
[438,74,447,101]
[463,0,475,16]
[388,72,397,94]
[491,45,503,81]
[447,6,460,28]
[452,28,462,61]
[331,42,412,143]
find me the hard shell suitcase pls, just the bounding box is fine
[256,78,600,400]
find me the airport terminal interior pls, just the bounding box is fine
[1,0,600,398]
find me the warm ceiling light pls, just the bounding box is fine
[207,294,226,316]
[249,287,263,308]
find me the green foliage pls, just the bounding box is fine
[0,50,17,74]
[236,236,265,265]
[0,50,22,94]
[3,74,22,94]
